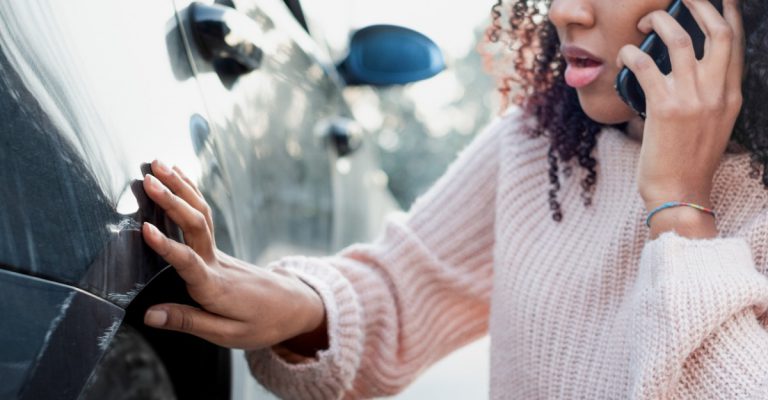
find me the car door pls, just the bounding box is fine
[171,0,344,266]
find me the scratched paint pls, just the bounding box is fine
[26,292,76,375]
[97,318,122,352]
[106,283,147,308]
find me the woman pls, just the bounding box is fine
[140,0,768,397]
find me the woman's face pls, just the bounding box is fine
[549,0,671,125]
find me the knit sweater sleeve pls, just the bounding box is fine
[624,231,768,399]
[245,112,513,399]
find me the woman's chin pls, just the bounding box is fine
[577,92,636,125]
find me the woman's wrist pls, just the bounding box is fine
[647,205,718,239]
[276,314,329,359]
[273,273,329,358]
[641,188,718,239]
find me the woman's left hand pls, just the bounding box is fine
[617,0,744,238]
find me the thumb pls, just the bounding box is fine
[144,304,244,347]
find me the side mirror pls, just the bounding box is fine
[337,25,446,87]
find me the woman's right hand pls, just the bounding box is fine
[617,0,744,238]
[140,160,326,350]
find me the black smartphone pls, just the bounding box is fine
[615,0,724,118]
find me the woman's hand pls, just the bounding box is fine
[140,160,326,350]
[617,0,744,238]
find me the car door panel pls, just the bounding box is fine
[174,0,343,265]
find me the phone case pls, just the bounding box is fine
[614,0,723,118]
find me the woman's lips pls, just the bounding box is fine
[561,45,605,89]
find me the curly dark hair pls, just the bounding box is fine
[484,0,768,221]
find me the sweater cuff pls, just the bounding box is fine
[626,233,768,397]
[636,231,768,350]
[246,256,364,400]
[640,232,768,320]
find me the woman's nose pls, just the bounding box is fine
[549,0,595,29]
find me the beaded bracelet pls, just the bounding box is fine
[645,201,716,228]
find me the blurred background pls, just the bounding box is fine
[303,0,501,209]
[309,0,499,398]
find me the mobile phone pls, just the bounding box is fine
[615,0,724,118]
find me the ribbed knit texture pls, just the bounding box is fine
[247,108,768,399]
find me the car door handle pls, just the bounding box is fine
[318,118,364,157]
[189,2,264,73]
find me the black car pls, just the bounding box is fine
[0,0,444,398]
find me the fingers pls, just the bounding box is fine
[626,0,743,114]
[151,160,214,236]
[684,0,744,112]
[637,10,697,78]
[143,222,210,287]
[721,0,745,104]
[143,173,214,260]
[173,165,214,239]
[617,45,665,96]
[144,304,247,348]
[682,0,734,76]
[173,165,203,198]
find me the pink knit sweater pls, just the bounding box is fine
[247,108,768,399]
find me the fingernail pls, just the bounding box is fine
[144,222,159,238]
[154,160,171,175]
[145,309,168,327]
[145,174,161,190]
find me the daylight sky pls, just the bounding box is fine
[302,0,496,59]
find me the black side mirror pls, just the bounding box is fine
[337,25,446,87]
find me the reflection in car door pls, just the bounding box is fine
[173,0,347,267]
